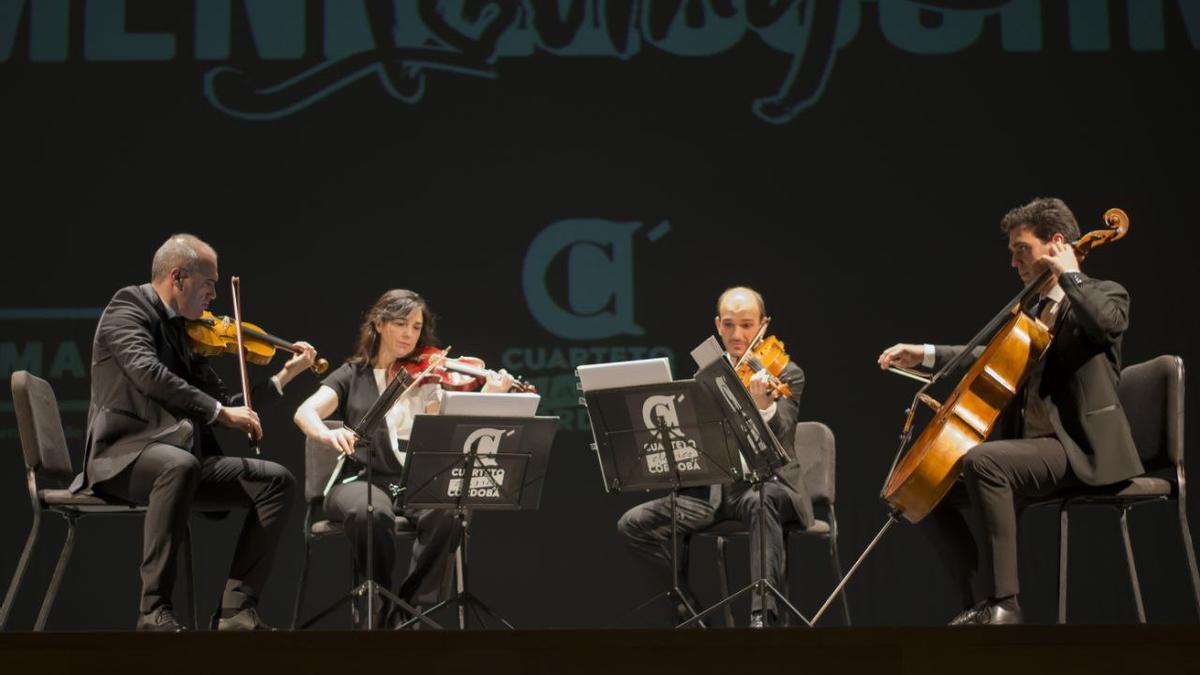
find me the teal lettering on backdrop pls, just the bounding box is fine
[195,0,306,60]
[0,341,43,376]
[84,0,175,61]
[1,1,1198,121]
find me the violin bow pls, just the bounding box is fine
[230,277,258,454]
[732,317,772,371]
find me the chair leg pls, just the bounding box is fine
[34,515,77,631]
[0,504,42,630]
[828,506,851,626]
[780,533,790,628]
[291,517,314,630]
[1176,494,1200,618]
[181,524,197,630]
[1118,508,1146,623]
[1057,504,1069,624]
[715,537,735,628]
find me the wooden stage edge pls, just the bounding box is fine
[2,624,1198,675]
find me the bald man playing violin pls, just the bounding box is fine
[70,233,317,632]
[617,287,814,628]
[877,197,1141,626]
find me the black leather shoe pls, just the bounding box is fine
[948,600,987,626]
[217,607,276,631]
[137,606,186,632]
[973,602,1023,625]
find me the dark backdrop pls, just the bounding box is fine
[2,1,1198,629]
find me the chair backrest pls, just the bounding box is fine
[304,420,345,503]
[793,421,836,505]
[1118,355,1184,472]
[10,371,75,487]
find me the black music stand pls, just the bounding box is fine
[395,413,556,629]
[679,338,812,628]
[582,372,745,627]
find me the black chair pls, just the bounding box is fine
[290,420,418,629]
[688,421,851,626]
[1027,355,1200,623]
[0,371,196,631]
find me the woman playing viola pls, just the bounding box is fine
[293,289,513,627]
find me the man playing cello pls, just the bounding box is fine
[878,197,1143,625]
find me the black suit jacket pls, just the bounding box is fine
[70,284,281,492]
[764,362,815,526]
[934,274,1143,486]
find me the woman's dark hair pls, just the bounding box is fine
[347,289,439,365]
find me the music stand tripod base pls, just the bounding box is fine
[676,480,812,629]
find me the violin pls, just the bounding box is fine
[186,311,329,374]
[387,347,536,393]
[733,321,794,399]
[385,345,446,386]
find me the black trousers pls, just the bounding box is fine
[617,482,798,622]
[96,443,296,615]
[921,437,1072,607]
[324,479,461,607]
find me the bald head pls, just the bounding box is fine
[151,234,216,282]
[716,286,766,320]
[150,234,219,320]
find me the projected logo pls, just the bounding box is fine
[5,2,1192,124]
[447,427,513,498]
[639,393,700,474]
[522,218,646,340]
[504,218,675,431]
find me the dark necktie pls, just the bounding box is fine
[1033,296,1056,324]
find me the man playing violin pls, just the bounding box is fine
[293,289,514,628]
[70,233,318,631]
[878,197,1142,625]
[617,287,814,628]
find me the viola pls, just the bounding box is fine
[735,335,793,399]
[186,311,328,374]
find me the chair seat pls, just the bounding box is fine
[39,489,145,513]
[693,518,831,538]
[311,515,417,537]
[1027,477,1175,508]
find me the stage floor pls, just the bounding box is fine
[2,625,1198,675]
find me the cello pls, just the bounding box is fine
[809,208,1130,624]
